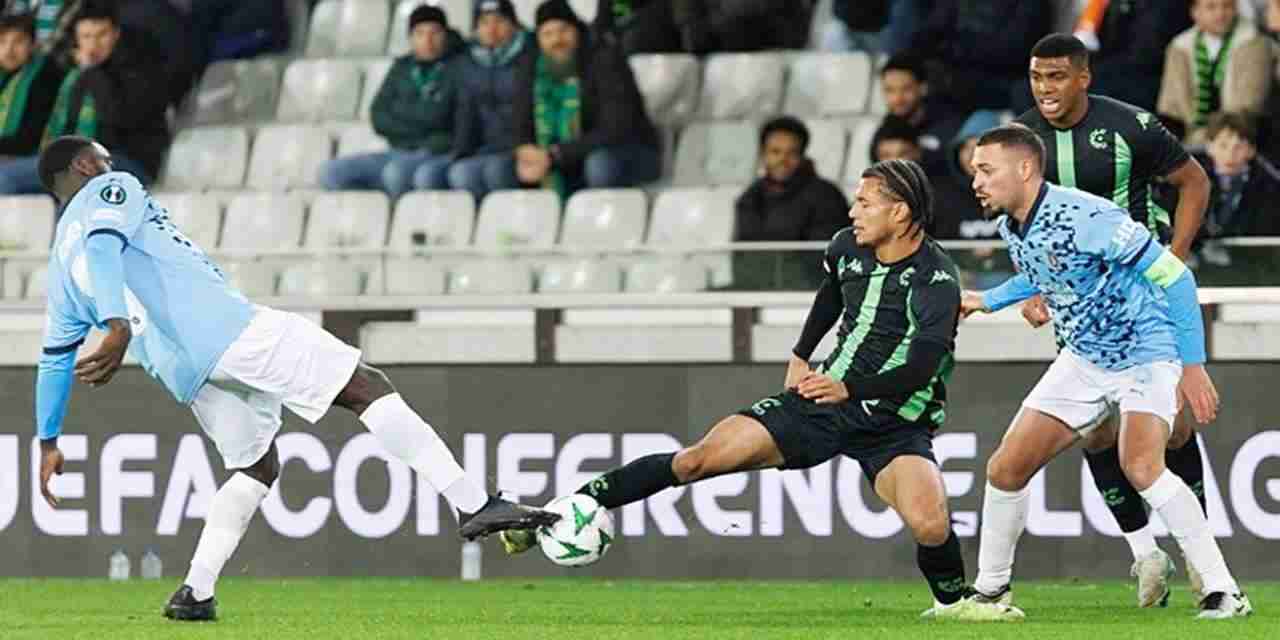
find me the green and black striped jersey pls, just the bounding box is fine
[1016,95,1189,241]
[815,229,962,431]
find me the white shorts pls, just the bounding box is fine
[191,306,362,469]
[1022,349,1181,438]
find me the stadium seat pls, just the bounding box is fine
[671,120,758,186]
[697,53,784,120]
[449,260,532,294]
[559,189,647,249]
[286,0,310,55]
[473,190,560,249]
[158,192,223,249]
[219,261,277,297]
[23,265,48,299]
[161,126,249,190]
[220,193,306,250]
[305,191,390,248]
[624,259,708,293]
[388,0,472,55]
[306,0,391,57]
[629,54,700,126]
[804,119,848,182]
[381,257,448,295]
[276,59,363,122]
[783,52,872,118]
[337,123,389,156]
[646,188,736,247]
[843,117,880,186]
[867,54,887,115]
[359,58,393,119]
[388,190,476,248]
[567,0,596,21]
[246,124,334,189]
[279,260,364,296]
[512,0,538,27]
[183,57,284,126]
[538,260,621,293]
[0,195,55,252]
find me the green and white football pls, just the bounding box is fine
[536,494,614,567]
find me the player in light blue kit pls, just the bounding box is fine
[957,124,1251,620]
[33,137,557,621]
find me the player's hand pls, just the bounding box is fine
[959,290,988,319]
[1020,295,1051,328]
[1179,364,1219,424]
[784,354,810,391]
[796,372,849,404]
[75,318,131,387]
[39,439,65,508]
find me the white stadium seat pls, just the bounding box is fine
[306,0,391,57]
[337,123,389,156]
[381,257,448,295]
[276,59,363,122]
[624,259,707,293]
[567,0,596,21]
[804,119,849,182]
[220,193,306,250]
[158,192,223,250]
[305,191,390,248]
[23,265,48,299]
[219,261,277,297]
[388,190,476,248]
[867,54,887,115]
[697,53,784,120]
[388,0,472,55]
[843,117,880,186]
[783,52,872,117]
[538,260,621,293]
[279,260,364,296]
[359,58,393,119]
[449,260,532,294]
[162,126,249,190]
[0,195,56,252]
[512,0,538,27]
[559,189,647,249]
[646,188,736,247]
[672,120,757,186]
[473,190,560,248]
[629,54,700,126]
[183,57,283,126]
[246,124,333,189]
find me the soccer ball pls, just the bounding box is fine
[536,494,614,567]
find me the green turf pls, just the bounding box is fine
[1,578,1274,639]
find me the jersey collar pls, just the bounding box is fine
[1013,182,1049,239]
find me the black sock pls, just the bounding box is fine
[576,453,678,510]
[918,530,967,605]
[1166,435,1207,514]
[1084,445,1149,533]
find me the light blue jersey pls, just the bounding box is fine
[36,172,254,439]
[982,182,1206,371]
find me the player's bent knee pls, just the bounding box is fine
[1120,454,1164,491]
[671,447,706,484]
[908,510,952,547]
[334,363,396,414]
[986,450,1031,492]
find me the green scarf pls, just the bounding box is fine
[0,54,46,137]
[410,60,444,97]
[1193,20,1236,128]
[42,68,96,148]
[532,54,580,200]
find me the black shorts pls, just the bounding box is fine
[737,390,936,484]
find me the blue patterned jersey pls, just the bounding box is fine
[995,183,1179,370]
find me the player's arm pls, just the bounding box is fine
[788,247,843,389]
[962,272,1040,317]
[35,304,90,507]
[76,176,147,386]
[1164,157,1210,260]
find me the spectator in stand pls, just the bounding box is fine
[877,54,964,178]
[0,2,167,193]
[448,0,532,202]
[1072,0,1191,111]
[1157,0,1275,145]
[512,0,659,199]
[187,0,291,71]
[870,115,925,165]
[0,12,65,160]
[592,0,815,55]
[821,0,927,55]
[909,0,1052,113]
[931,110,1012,287]
[732,117,848,290]
[1186,112,1280,266]
[591,0,681,53]
[317,6,465,198]
[4,0,62,45]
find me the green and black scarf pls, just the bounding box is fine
[532,54,580,199]
[0,53,47,138]
[1193,20,1237,128]
[42,67,96,147]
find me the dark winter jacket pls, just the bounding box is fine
[1094,0,1192,74]
[832,0,890,32]
[1191,151,1280,238]
[370,31,468,154]
[734,160,849,242]
[0,54,66,156]
[930,110,1000,241]
[454,30,535,155]
[912,0,1051,74]
[512,42,658,174]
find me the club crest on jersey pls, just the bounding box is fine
[99,184,126,205]
[1089,128,1109,150]
[899,266,915,286]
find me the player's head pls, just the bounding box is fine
[759,116,808,183]
[474,0,519,49]
[73,1,121,68]
[38,136,112,199]
[0,12,35,74]
[409,5,450,61]
[1205,111,1258,175]
[871,116,923,164]
[880,53,928,120]
[1028,34,1091,127]
[535,0,583,66]
[852,159,933,246]
[1192,0,1236,37]
[971,124,1046,218]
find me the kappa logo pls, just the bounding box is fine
[839,256,864,276]
[929,270,953,284]
[1089,128,1109,150]
[1136,112,1154,130]
[99,184,127,206]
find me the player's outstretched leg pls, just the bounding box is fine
[1081,417,1173,608]
[165,443,280,621]
[500,413,785,554]
[1118,412,1251,619]
[331,363,559,540]
[1164,411,1209,602]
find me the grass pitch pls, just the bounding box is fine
[2,578,1275,639]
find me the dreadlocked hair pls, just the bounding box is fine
[861,158,933,238]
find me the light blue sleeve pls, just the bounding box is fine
[981,272,1040,312]
[1074,206,1154,265]
[36,303,90,440]
[85,232,129,322]
[1132,243,1206,365]
[83,172,147,242]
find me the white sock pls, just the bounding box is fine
[359,393,487,514]
[974,482,1030,595]
[1139,470,1237,594]
[185,473,270,600]
[1123,526,1160,560]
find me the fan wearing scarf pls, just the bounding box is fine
[512,0,659,200]
[0,12,64,160]
[1157,0,1275,144]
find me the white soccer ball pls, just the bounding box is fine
[536,494,614,567]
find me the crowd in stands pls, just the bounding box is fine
[0,0,1277,290]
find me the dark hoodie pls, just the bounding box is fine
[732,160,849,289]
[930,110,1000,241]
[370,28,468,153]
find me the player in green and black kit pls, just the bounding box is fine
[1013,34,1215,608]
[499,160,1023,621]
